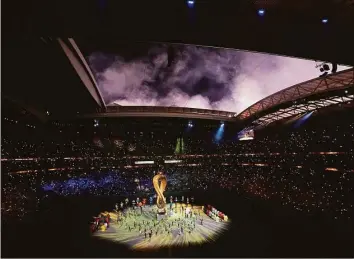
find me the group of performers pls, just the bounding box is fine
[117,205,204,241]
[204,205,228,222]
[91,212,111,232]
[90,195,200,235]
[111,195,196,211]
[170,195,195,204]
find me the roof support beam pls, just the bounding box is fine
[58,38,105,109]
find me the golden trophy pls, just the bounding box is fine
[153,172,167,215]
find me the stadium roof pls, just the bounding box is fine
[249,92,354,129]
[2,0,354,120]
[82,70,353,126]
[81,106,237,122]
[237,68,354,121]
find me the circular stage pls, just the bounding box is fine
[93,203,230,250]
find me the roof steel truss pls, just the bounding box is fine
[237,68,354,120]
[250,94,354,129]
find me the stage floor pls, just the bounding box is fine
[94,204,230,250]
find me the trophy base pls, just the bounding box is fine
[157,208,166,221]
[157,213,167,221]
[157,208,166,215]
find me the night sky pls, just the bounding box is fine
[87,43,350,113]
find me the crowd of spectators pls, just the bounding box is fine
[1,109,354,222]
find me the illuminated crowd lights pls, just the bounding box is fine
[2,112,354,221]
[93,138,104,148]
[2,156,353,221]
[127,143,136,152]
[113,139,124,149]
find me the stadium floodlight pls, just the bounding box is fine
[214,121,225,143]
[258,9,265,16]
[317,62,337,77]
[187,0,194,7]
[188,120,193,127]
[321,64,330,72]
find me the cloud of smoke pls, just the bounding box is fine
[88,45,350,113]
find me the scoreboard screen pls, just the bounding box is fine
[238,129,255,141]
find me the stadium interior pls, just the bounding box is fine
[2,1,354,258]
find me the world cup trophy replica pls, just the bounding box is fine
[153,172,167,216]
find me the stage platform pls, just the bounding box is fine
[94,204,230,250]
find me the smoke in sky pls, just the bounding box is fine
[88,45,349,113]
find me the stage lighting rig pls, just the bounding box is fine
[316,62,338,77]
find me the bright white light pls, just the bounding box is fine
[187,0,194,7]
[258,9,265,16]
[164,160,182,164]
[322,18,328,24]
[134,161,155,165]
[239,136,254,141]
